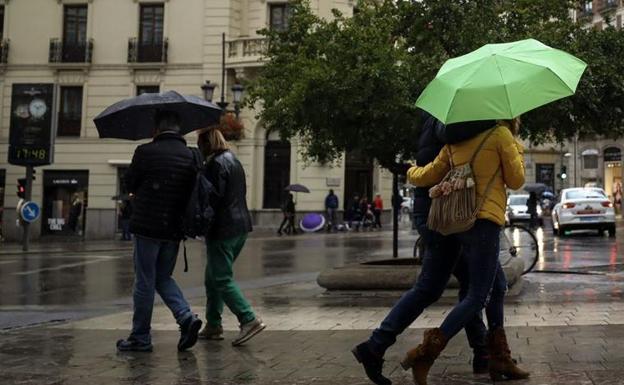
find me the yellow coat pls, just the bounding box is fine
[407,122,525,226]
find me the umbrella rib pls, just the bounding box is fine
[493,55,514,119]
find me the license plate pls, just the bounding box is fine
[577,210,600,215]
[580,216,599,222]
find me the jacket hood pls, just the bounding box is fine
[438,120,497,145]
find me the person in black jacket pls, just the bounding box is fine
[197,127,265,346]
[353,112,496,385]
[277,193,297,235]
[117,110,202,353]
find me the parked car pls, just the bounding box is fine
[401,196,413,214]
[551,187,616,237]
[506,194,543,225]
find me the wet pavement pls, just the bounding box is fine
[2,219,624,384]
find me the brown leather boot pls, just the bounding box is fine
[400,328,447,385]
[487,328,530,381]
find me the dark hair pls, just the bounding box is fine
[154,110,181,134]
[329,189,334,194]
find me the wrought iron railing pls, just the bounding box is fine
[128,37,168,63]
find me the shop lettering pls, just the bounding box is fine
[52,179,79,185]
[48,218,65,231]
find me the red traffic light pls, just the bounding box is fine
[17,178,26,199]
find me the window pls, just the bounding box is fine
[136,85,160,95]
[139,4,164,62]
[63,5,88,62]
[269,4,291,31]
[263,139,291,208]
[583,1,593,13]
[582,150,599,170]
[58,87,83,137]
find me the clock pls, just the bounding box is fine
[29,98,48,119]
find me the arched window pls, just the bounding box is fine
[582,149,598,170]
[263,131,290,209]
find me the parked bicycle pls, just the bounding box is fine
[413,224,539,275]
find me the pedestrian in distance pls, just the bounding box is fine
[197,127,265,346]
[277,193,297,235]
[352,112,495,385]
[117,110,202,353]
[325,189,339,232]
[347,194,362,231]
[372,193,383,229]
[403,117,529,384]
[526,191,539,229]
[68,193,83,234]
[119,199,133,241]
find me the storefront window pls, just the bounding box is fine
[42,170,88,236]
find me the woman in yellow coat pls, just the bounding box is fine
[400,119,529,385]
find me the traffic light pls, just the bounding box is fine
[17,178,26,199]
[560,166,567,180]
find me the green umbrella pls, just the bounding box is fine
[416,39,587,124]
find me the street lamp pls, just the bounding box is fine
[200,33,245,119]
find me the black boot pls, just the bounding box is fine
[472,353,489,374]
[352,342,392,385]
[178,314,202,351]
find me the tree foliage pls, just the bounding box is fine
[247,0,624,168]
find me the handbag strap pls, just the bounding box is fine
[473,167,501,215]
[469,126,498,167]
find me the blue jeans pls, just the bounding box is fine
[440,219,507,339]
[129,236,192,345]
[368,216,487,357]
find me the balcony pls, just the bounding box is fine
[0,39,8,64]
[49,38,93,64]
[128,38,168,65]
[226,37,267,69]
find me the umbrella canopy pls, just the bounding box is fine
[541,191,555,199]
[523,183,548,194]
[285,184,311,193]
[416,39,587,124]
[300,213,326,233]
[94,90,222,140]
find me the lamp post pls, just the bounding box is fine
[200,33,244,118]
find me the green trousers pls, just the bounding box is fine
[204,234,255,327]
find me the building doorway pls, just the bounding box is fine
[344,150,373,210]
[263,135,291,209]
[42,170,88,236]
[604,147,622,200]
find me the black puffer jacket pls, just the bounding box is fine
[205,150,253,240]
[413,113,496,217]
[125,132,195,240]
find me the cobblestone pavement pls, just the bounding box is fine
[4,223,624,384]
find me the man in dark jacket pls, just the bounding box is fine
[117,110,202,353]
[325,189,339,232]
[353,113,495,385]
[197,127,264,346]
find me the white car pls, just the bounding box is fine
[506,194,542,225]
[551,187,616,237]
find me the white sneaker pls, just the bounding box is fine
[231,318,266,346]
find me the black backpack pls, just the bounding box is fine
[181,148,215,271]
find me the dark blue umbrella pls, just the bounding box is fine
[284,184,310,193]
[94,91,222,140]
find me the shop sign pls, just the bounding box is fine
[8,84,55,166]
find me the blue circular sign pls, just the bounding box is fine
[20,201,41,223]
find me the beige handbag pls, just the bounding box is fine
[427,127,500,236]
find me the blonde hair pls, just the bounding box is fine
[198,127,229,156]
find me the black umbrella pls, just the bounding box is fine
[94,91,222,140]
[523,183,548,194]
[285,184,310,193]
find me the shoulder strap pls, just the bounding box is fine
[474,167,501,215]
[469,126,498,166]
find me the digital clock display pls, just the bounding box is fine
[10,147,49,161]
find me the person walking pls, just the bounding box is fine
[68,194,83,234]
[347,194,362,231]
[352,113,495,385]
[197,128,265,346]
[526,192,539,229]
[372,194,383,229]
[402,118,529,384]
[119,199,132,241]
[277,193,297,235]
[325,189,339,232]
[117,110,202,353]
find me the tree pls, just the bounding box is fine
[247,0,624,162]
